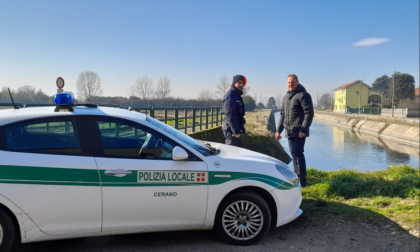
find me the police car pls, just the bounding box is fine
[0,81,302,251]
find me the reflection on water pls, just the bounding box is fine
[274,113,419,171]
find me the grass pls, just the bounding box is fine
[301,165,420,235]
[241,110,292,164]
[164,116,221,127]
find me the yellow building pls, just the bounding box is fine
[334,80,382,113]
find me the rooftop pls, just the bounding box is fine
[335,80,372,91]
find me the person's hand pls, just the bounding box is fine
[299,132,306,138]
[275,132,281,140]
[235,134,241,138]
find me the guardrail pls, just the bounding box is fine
[0,103,224,133]
[121,105,223,134]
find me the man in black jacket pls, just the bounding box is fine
[222,75,247,146]
[275,74,314,187]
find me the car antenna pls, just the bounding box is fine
[7,88,20,109]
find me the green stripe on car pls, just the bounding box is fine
[0,165,295,189]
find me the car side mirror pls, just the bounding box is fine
[172,146,189,161]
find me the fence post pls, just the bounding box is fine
[175,107,179,129]
[115,124,120,137]
[65,121,69,133]
[150,107,155,118]
[205,108,209,129]
[200,108,203,131]
[216,108,219,126]
[184,108,188,134]
[192,107,196,132]
[211,108,214,128]
[164,109,167,124]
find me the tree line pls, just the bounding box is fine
[0,71,278,111]
[371,72,417,108]
[0,86,52,105]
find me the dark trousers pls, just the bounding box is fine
[288,137,307,187]
[223,130,243,147]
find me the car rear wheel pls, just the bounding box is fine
[0,208,17,252]
[215,191,271,245]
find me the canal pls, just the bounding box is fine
[274,113,419,171]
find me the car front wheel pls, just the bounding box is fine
[0,208,17,252]
[215,191,271,245]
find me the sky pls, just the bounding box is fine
[0,0,419,102]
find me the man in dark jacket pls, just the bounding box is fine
[275,74,314,187]
[222,75,247,146]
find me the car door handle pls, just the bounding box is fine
[105,170,133,176]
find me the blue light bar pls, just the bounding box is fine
[54,92,74,106]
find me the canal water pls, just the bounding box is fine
[274,112,419,171]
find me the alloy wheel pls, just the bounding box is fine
[221,200,263,241]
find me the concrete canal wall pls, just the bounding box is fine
[314,113,420,147]
[187,126,225,143]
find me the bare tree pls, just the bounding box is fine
[197,89,214,101]
[76,71,103,103]
[319,93,333,109]
[243,85,250,95]
[131,76,154,99]
[275,94,283,108]
[262,96,268,106]
[155,76,171,99]
[216,75,230,99]
[17,85,36,96]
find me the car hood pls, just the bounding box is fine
[206,142,283,165]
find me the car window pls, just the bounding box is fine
[96,119,175,159]
[145,116,212,156]
[3,118,81,154]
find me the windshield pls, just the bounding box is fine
[146,116,213,155]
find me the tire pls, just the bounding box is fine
[215,191,271,245]
[0,207,17,252]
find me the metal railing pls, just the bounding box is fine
[0,103,224,133]
[121,105,223,133]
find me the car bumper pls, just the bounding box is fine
[272,186,303,227]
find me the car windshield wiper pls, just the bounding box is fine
[204,143,220,155]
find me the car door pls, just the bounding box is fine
[0,116,101,235]
[85,116,208,232]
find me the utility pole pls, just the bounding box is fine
[391,71,395,118]
[317,93,319,110]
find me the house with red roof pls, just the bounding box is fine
[415,88,419,103]
[334,80,382,113]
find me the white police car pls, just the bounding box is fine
[0,88,302,251]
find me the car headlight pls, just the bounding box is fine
[276,164,300,186]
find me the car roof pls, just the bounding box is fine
[0,106,147,125]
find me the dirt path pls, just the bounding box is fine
[266,214,419,252]
[17,212,419,252]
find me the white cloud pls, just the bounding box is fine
[353,37,390,47]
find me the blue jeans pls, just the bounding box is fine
[288,137,307,187]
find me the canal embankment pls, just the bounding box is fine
[314,112,420,147]
[188,109,291,164]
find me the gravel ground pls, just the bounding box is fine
[16,215,419,252]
